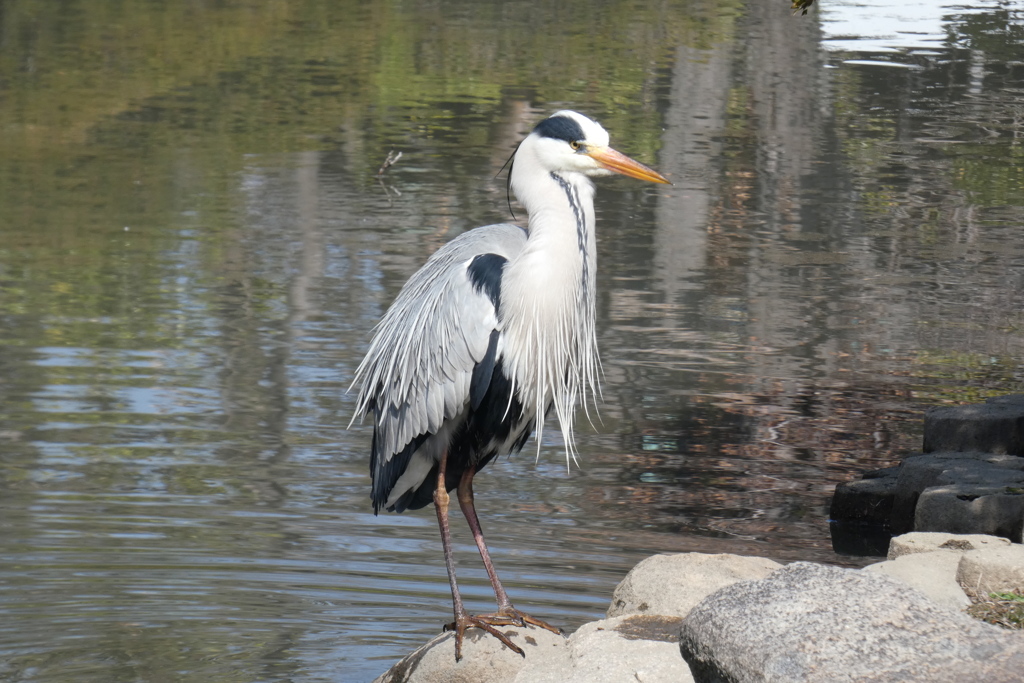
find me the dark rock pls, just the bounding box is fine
[862,465,900,480]
[889,452,1024,535]
[829,474,897,556]
[833,398,1024,552]
[924,403,1024,455]
[679,562,1024,683]
[828,520,892,557]
[916,484,1024,542]
[832,450,1024,551]
[829,472,896,527]
[987,394,1024,406]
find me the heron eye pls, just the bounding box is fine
[569,140,582,151]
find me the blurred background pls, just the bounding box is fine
[1,0,1023,680]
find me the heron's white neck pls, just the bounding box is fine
[501,141,601,465]
[509,138,598,261]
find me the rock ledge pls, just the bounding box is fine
[374,536,1024,683]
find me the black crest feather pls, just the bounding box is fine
[533,114,585,144]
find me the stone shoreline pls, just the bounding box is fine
[374,532,1024,682]
[376,396,1024,682]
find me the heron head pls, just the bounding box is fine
[528,110,669,184]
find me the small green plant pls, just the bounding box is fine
[968,592,1024,629]
[989,592,1024,603]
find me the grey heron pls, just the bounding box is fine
[352,110,669,660]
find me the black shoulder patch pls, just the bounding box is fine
[533,114,585,144]
[467,253,506,310]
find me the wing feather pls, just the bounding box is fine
[351,224,528,499]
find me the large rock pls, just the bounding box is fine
[679,562,1024,683]
[832,397,1024,549]
[607,553,781,618]
[924,402,1024,455]
[374,542,1024,682]
[372,624,566,683]
[513,615,693,683]
[863,550,969,610]
[831,451,1024,542]
[868,533,1020,611]
[915,484,1024,541]
[957,544,1024,597]
[890,452,1024,535]
[887,531,1012,559]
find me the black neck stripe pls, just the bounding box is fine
[550,172,589,299]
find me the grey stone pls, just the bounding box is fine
[889,452,1024,534]
[863,550,969,610]
[924,402,1024,456]
[514,615,693,683]
[888,531,1011,559]
[957,544,1024,597]
[679,561,1024,683]
[607,553,782,618]
[915,484,1024,542]
[372,624,566,683]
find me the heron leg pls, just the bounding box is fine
[434,450,525,661]
[456,466,563,637]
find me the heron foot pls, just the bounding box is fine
[476,606,564,636]
[443,606,564,660]
[443,612,526,661]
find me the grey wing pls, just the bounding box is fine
[350,224,527,503]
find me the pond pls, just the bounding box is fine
[1,0,1023,680]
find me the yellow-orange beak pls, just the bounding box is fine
[586,146,670,184]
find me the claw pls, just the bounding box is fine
[443,606,563,660]
[445,613,525,661]
[480,606,564,636]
